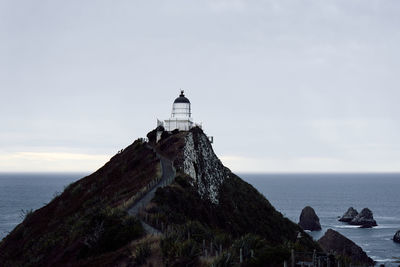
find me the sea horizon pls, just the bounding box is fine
[2,171,400,175]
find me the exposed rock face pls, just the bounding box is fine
[339,207,358,222]
[180,128,229,204]
[299,206,321,231]
[394,230,400,243]
[154,127,229,204]
[349,208,377,227]
[318,229,374,266]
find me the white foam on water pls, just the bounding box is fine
[374,258,396,262]
[333,225,360,229]
[371,255,398,265]
[374,225,398,229]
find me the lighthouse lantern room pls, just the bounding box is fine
[160,91,198,132]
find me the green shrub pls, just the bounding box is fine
[70,183,83,196]
[231,234,266,261]
[182,221,212,242]
[135,242,151,265]
[213,232,232,249]
[78,207,144,258]
[247,245,290,267]
[160,223,203,266]
[177,239,201,261]
[211,252,235,267]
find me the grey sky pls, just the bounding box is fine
[1,0,400,172]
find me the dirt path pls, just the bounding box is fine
[127,144,175,234]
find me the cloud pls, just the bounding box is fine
[220,154,400,173]
[0,152,110,172]
[1,0,400,172]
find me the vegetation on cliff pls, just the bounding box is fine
[1,127,321,266]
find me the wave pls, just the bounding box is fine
[374,225,398,229]
[373,258,396,263]
[332,224,398,230]
[371,255,399,263]
[333,225,360,229]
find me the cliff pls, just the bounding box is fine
[0,127,320,266]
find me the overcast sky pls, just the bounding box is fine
[1,0,400,173]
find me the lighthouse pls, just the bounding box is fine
[156,90,211,143]
[159,91,200,132]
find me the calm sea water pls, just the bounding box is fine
[1,173,399,265]
[241,173,400,266]
[0,173,84,240]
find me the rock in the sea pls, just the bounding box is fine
[299,206,321,231]
[318,229,374,266]
[394,230,400,243]
[349,208,377,227]
[339,207,358,222]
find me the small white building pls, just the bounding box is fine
[158,91,199,132]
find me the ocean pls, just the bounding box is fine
[241,173,400,266]
[1,173,399,266]
[0,173,84,240]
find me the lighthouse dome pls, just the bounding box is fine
[171,90,191,120]
[174,91,190,104]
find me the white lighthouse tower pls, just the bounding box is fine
[163,90,195,131]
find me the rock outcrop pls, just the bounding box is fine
[180,127,228,204]
[339,207,358,222]
[318,229,374,266]
[394,230,400,243]
[349,208,377,227]
[299,206,322,231]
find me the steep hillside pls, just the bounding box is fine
[0,139,160,266]
[1,127,320,266]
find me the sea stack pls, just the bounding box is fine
[394,230,400,243]
[299,206,322,231]
[318,229,374,266]
[349,208,377,228]
[339,207,358,222]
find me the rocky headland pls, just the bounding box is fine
[0,127,321,267]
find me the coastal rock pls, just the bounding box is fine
[394,230,400,243]
[180,128,228,204]
[299,206,322,231]
[349,208,377,227]
[339,207,358,222]
[318,229,374,266]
